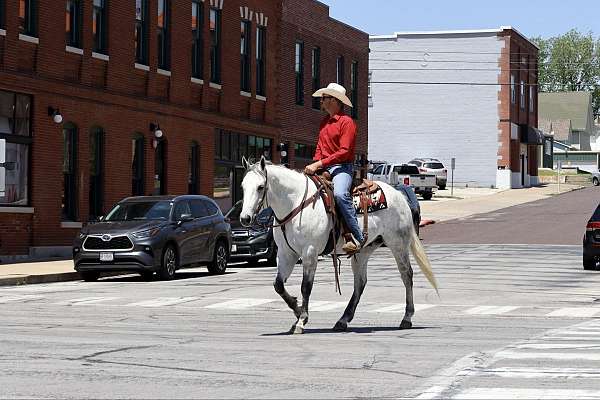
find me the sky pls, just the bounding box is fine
[320,0,599,39]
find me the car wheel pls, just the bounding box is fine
[422,192,433,200]
[81,271,100,282]
[158,244,178,280]
[583,255,597,270]
[593,177,599,186]
[208,241,228,275]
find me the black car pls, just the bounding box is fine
[225,201,277,267]
[583,202,600,270]
[73,195,231,281]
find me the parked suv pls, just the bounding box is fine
[73,195,231,281]
[226,201,277,267]
[583,202,600,270]
[409,158,448,190]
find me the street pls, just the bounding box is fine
[1,240,599,398]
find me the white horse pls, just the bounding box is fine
[239,157,438,334]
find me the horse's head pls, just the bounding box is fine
[239,156,268,227]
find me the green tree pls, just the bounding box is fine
[531,30,600,116]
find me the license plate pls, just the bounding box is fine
[231,244,237,253]
[99,252,114,262]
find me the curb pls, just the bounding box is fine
[0,272,82,287]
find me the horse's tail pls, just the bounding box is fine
[409,228,439,296]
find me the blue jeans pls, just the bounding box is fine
[328,163,364,243]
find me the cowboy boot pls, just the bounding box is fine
[342,233,359,255]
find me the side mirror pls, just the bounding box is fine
[178,213,194,223]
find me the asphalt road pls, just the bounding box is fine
[421,186,600,245]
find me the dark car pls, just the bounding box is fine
[225,201,277,267]
[583,203,600,270]
[73,195,231,281]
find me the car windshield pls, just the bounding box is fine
[226,201,273,226]
[424,162,444,169]
[104,201,173,221]
[592,204,600,220]
[395,165,419,175]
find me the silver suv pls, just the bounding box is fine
[409,158,448,190]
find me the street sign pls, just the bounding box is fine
[451,157,455,170]
[450,157,455,197]
[0,139,5,196]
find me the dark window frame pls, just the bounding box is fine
[154,139,167,195]
[311,47,321,109]
[350,61,358,119]
[337,55,345,86]
[89,127,105,220]
[295,41,304,105]
[157,0,170,70]
[188,141,199,195]
[62,123,78,221]
[256,26,266,96]
[19,0,38,37]
[66,0,83,48]
[135,0,149,65]
[131,134,145,196]
[191,0,203,79]
[240,20,251,92]
[0,0,6,29]
[92,0,108,54]
[209,8,221,84]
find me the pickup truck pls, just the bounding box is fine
[368,163,437,200]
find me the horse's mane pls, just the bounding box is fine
[247,160,305,178]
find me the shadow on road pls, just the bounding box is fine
[261,325,437,336]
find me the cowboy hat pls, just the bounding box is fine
[312,83,353,108]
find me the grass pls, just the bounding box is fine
[538,168,590,177]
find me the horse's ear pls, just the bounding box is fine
[260,156,266,171]
[241,156,249,170]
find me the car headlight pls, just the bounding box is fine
[132,227,161,239]
[250,228,268,237]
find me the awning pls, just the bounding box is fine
[520,125,544,145]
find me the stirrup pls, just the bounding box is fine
[342,240,360,255]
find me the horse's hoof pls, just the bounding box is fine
[289,324,304,334]
[333,320,348,332]
[399,320,412,330]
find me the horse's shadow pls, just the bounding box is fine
[261,325,436,336]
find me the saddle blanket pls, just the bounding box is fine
[352,187,388,215]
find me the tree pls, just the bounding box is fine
[531,30,600,116]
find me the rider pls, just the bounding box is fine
[304,83,364,254]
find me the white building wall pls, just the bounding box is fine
[369,32,504,187]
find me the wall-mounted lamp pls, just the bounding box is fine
[149,123,163,139]
[48,107,63,124]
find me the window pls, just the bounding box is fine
[295,41,304,105]
[520,80,525,109]
[368,71,372,97]
[188,142,199,194]
[0,0,5,29]
[19,0,37,37]
[256,26,266,96]
[350,61,358,118]
[191,0,203,78]
[190,199,208,218]
[209,8,221,84]
[62,123,78,221]
[529,85,534,113]
[135,0,149,64]
[173,200,191,220]
[89,127,104,219]
[240,20,251,92]
[157,0,170,70]
[214,129,271,161]
[92,0,107,54]
[131,135,144,196]
[336,56,344,86]
[0,91,32,206]
[510,74,515,104]
[311,47,320,109]
[66,0,82,48]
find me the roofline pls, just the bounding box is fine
[370,26,539,49]
[308,0,369,37]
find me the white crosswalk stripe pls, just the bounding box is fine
[55,297,119,305]
[125,297,201,307]
[204,298,276,309]
[0,295,44,303]
[307,301,347,311]
[370,303,436,313]
[465,306,520,315]
[478,367,600,379]
[546,307,600,317]
[453,388,600,399]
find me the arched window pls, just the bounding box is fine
[89,126,104,219]
[62,122,78,221]
[131,133,145,196]
[188,141,199,194]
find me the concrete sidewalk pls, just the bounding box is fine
[0,183,584,286]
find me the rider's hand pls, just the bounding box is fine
[304,161,322,175]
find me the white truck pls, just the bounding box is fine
[368,162,437,200]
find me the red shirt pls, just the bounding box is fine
[313,112,357,167]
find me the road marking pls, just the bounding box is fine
[546,307,600,318]
[370,303,436,313]
[55,297,119,305]
[204,298,276,309]
[496,350,600,361]
[453,388,600,399]
[465,306,520,315]
[308,301,347,311]
[514,343,600,350]
[125,297,201,307]
[478,367,600,379]
[0,295,44,303]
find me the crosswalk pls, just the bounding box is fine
[1,293,599,319]
[417,319,600,399]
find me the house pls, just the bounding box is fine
[369,27,540,189]
[539,92,595,151]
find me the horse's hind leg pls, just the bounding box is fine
[390,246,415,329]
[273,250,301,319]
[333,244,379,332]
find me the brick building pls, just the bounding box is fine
[0,0,368,257]
[369,27,539,189]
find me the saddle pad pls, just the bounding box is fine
[352,187,388,215]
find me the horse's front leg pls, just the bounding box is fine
[291,254,318,334]
[273,249,301,319]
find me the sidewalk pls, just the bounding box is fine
[0,183,584,287]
